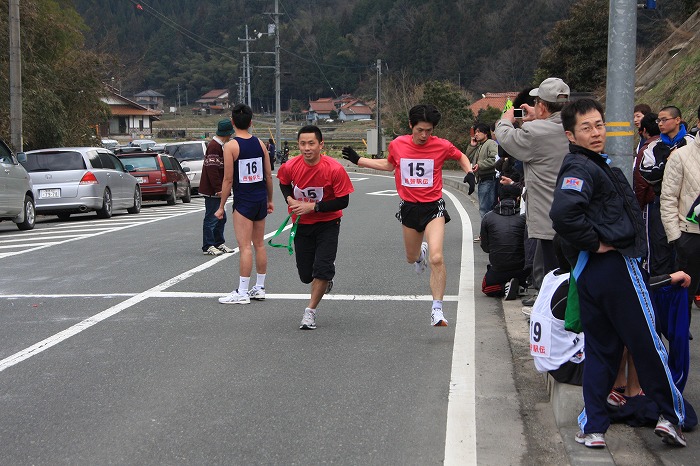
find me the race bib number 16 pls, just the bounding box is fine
[239,156,264,183]
[400,158,434,188]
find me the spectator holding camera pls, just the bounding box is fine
[495,77,570,294]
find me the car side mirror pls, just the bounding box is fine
[182,166,190,172]
[124,164,135,172]
[17,152,27,163]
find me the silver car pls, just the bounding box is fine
[22,147,142,220]
[0,139,35,230]
[165,141,206,194]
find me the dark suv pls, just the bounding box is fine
[116,149,191,205]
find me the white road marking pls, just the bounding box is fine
[0,292,459,301]
[367,189,399,196]
[442,188,477,465]
[0,203,208,259]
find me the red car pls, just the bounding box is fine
[116,150,191,204]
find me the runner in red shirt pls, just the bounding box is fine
[343,104,473,326]
[277,125,354,329]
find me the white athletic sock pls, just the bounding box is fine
[432,300,443,310]
[256,273,266,289]
[238,276,250,294]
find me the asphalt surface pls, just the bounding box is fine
[0,161,697,464]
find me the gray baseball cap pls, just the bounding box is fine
[529,78,570,103]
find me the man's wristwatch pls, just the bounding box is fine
[314,202,320,212]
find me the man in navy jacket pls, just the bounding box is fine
[550,98,688,449]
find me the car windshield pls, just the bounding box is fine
[22,151,86,172]
[166,144,203,161]
[121,156,159,171]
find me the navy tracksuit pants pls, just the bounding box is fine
[576,251,685,433]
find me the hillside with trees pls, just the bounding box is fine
[1,0,697,150]
[70,0,695,109]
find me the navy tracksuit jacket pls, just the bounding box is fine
[550,144,686,433]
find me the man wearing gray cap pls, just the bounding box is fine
[495,77,571,300]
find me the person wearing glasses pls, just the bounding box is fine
[495,77,571,305]
[550,98,689,450]
[639,107,695,278]
[660,104,700,332]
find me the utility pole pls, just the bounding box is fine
[375,59,382,158]
[605,0,637,183]
[9,0,22,152]
[274,0,281,152]
[239,25,254,107]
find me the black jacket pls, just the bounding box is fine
[550,144,647,260]
[480,199,526,272]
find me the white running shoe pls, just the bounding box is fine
[655,415,687,447]
[204,245,224,256]
[300,308,316,330]
[415,242,428,274]
[248,286,266,301]
[217,244,235,253]
[431,308,448,327]
[575,431,606,448]
[218,289,251,304]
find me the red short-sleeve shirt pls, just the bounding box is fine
[387,135,462,203]
[277,155,354,224]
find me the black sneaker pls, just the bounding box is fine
[521,294,537,307]
[504,278,519,301]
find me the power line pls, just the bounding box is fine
[279,0,339,98]
[127,0,240,64]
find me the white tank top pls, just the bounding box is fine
[529,270,585,372]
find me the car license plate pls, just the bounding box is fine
[39,188,61,199]
[135,177,147,184]
[187,173,195,180]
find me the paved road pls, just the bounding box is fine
[0,167,697,464]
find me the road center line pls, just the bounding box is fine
[0,224,288,373]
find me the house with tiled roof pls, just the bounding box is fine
[134,89,165,111]
[99,85,161,136]
[195,89,230,108]
[307,98,337,122]
[469,92,519,117]
[338,100,373,121]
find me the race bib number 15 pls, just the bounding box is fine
[294,185,324,203]
[239,156,264,183]
[400,158,434,188]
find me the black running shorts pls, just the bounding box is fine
[293,219,341,283]
[396,198,451,232]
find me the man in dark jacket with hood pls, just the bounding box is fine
[480,183,529,299]
[550,98,688,450]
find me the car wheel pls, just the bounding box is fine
[17,195,36,230]
[96,188,113,218]
[127,186,142,214]
[182,184,191,203]
[167,185,177,205]
[57,213,71,221]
